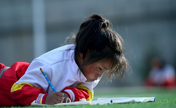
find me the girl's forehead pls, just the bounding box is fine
[96,59,114,70]
[97,58,113,63]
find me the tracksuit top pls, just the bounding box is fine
[0,44,100,106]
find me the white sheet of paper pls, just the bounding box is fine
[98,97,155,103]
[31,97,155,106]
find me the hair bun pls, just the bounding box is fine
[89,14,110,29]
[89,14,103,20]
[101,21,109,29]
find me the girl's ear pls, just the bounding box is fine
[79,53,83,59]
[79,50,89,59]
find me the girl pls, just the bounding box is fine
[0,14,128,106]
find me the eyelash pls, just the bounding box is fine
[99,67,102,71]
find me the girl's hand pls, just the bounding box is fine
[63,92,71,103]
[45,92,71,105]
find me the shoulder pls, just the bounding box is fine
[34,44,76,66]
[47,44,75,54]
[164,64,175,72]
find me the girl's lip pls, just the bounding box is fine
[92,78,98,81]
[90,79,95,82]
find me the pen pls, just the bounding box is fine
[40,68,56,92]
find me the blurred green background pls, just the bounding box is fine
[0,0,176,88]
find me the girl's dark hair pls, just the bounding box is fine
[71,14,128,79]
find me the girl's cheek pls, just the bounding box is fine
[90,68,97,75]
[94,67,99,73]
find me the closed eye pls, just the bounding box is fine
[99,67,102,71]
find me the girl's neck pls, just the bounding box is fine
[75,53,82,69]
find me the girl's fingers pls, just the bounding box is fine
[54,97,64,104]
[55,92,64,96]
[61,97,65,103]
[63,97,71,103]
[52,92,71,103]
[56,96,64,101]
[66,98,71,103]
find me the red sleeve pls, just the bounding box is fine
[11,83,48,106]
[61,87,89,102]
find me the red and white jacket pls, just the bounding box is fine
[0,44,100,107]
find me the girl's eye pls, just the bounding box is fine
[99,67,102,71]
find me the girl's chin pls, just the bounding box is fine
[86,79,96,82]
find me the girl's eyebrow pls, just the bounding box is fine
[103,66,107,70]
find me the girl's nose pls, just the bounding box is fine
[96,72,103,77]
[96,74,101,78]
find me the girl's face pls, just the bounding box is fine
[81,59,112,82]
